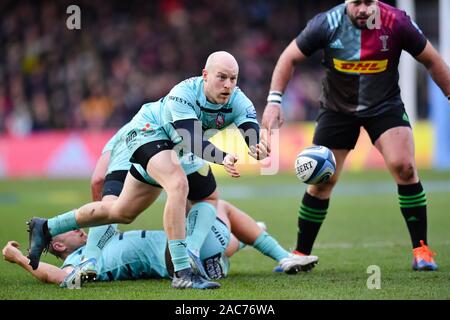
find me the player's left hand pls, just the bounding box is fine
[222,153,240,178]
[248,139,270,160]
[2,241,22,264]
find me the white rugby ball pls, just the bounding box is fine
[295,146,336,184]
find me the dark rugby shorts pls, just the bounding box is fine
[130,162,217,201]
[313,106,411,150]
[102,170,128,197]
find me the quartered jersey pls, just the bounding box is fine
[296,1,427,117]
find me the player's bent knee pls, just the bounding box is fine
[165,175,189,197]
[308,178,336,197]
[109,204,138,224]
[392,160,416,181]
[110,210,136,224]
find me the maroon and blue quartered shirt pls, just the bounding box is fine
[296,2,427,117]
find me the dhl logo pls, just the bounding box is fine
[333,58,388,74]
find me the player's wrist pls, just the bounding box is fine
[267,91,283,105]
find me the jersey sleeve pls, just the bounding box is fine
[296,13,329,56]
[231,89,259,127]
[102,134,117,154]
[398,11,427,57]
[102,123,130,154]
[165,82,199,122]
[61,250,82,269]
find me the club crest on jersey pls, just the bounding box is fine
[215,112,225,128]
[379,35,389,52]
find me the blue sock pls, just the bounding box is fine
[186,202,217,255]
[47,210,79,237]
[168,239,190,272]
[81,224,117,264]
[253,231,290,262]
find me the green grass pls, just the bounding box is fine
[0,170,449,300]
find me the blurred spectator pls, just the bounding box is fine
[0,0,434,135]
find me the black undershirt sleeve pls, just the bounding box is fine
[237,122,260,149]
[173,119,228,164]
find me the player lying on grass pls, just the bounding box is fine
[3,200,318,287]
[26,51,270,290]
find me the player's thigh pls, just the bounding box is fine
[307,148,350,195]
[311,108,355,185]
[216,200,231,229]
[102,170,128,199]
[326,148,350,183]
[131,139,188,192]
[187,162,218,203]
[112,172,162,221]
[374,126,417,181]
[313,107,361,150]
[365,107,415,168]
[147,149,188,192]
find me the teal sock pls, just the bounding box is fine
[47,210,80,237]
[238,241,247,251]
[253,231,290,262]
[168,239,190,272]
[186,202,217,254]
[81,224,117,264]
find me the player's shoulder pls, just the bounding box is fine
[378,2,418,30]
[171,76,200,93]
[378,1,407,18]
[167,76,199,105]
[313,3,346,31]
[229,86,252,108]
[116,122,132,137]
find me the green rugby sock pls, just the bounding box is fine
[398,182,427,248]
[296,192,329,255]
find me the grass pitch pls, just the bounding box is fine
[0,170,449,300]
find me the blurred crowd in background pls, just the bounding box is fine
[0,0,439,136]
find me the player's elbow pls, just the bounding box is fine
[47,272,65,285]
[91,175,104,191]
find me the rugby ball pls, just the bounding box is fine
[295,146,336,184]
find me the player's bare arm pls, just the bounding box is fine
[2,241,70,284]
[415,41,450,99]
[262,40,307,139]
[90,151,111,201]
